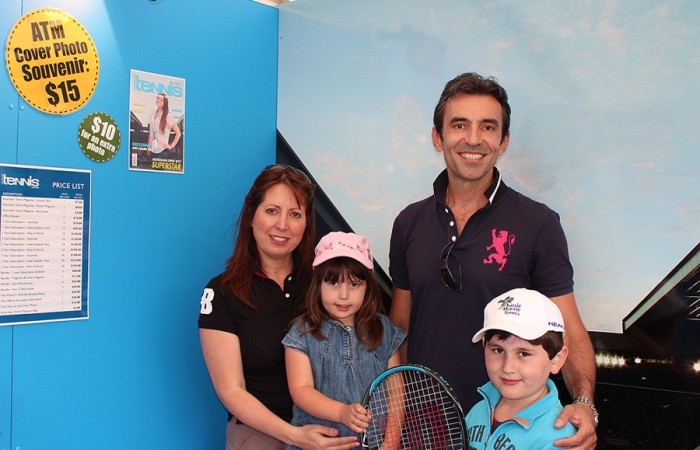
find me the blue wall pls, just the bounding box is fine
[0,1,278,448]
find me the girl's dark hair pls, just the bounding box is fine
[221,166,316,308]
[484,330,564,359]
[297,257,384,351]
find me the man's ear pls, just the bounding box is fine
[432,126,444,153]
[498,131,510,156]
[550,345,569,375]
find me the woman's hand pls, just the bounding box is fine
[290,424,359,449]
[340,403,371,434]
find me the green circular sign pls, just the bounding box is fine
[77,112,120,162]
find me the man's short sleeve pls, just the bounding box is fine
[389,213,410,291]
[530,211,574,298]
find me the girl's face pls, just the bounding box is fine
[156,94,165,108]
[320,273,366,326]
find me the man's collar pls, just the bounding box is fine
[433,167,506,205]
[484,167,502,205]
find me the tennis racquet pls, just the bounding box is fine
[360,364,467,449]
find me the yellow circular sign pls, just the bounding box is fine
[5,8,99,115]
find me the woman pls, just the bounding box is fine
[199,165,359,450]
[147,92,181,158]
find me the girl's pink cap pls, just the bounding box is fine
[313,231,374,270]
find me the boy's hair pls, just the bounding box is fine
[484,329,564,360]
[296,257,385,351]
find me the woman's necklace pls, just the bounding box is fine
[261,260,293,289]
[152,110,162,141]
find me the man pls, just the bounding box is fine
[388,73,597,449]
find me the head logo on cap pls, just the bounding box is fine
[472,288,565,343]
[497,295,517,313]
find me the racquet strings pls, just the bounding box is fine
[365,369,465,449]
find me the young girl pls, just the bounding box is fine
[282,232,406,449]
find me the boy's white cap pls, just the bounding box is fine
[471,288,565,343]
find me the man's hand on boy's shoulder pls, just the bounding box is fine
[553,402,598,449]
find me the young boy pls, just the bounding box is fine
[466,288,578,449]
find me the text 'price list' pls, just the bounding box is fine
[1,196,84,316]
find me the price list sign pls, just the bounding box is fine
[0,164,90,326]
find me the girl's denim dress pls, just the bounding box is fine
[282,314,406,449]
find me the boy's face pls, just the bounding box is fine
[483,334,567,411]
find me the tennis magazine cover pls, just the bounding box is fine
[128,69,185,174]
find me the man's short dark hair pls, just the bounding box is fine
[433,72,511,141]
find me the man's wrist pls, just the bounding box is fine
[573,396,599,428]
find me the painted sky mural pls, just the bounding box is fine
[278,0,700,332]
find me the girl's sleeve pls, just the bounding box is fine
[381,315,407,357]
[281,319,309,354]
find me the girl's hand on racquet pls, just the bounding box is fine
[341,403,372,433]
[360,365,466,449]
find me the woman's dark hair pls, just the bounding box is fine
[296,257,385,351]
[484,330,564,360]
[158,93,170,134]
[433,72,511,142]
[221,166,316,308]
